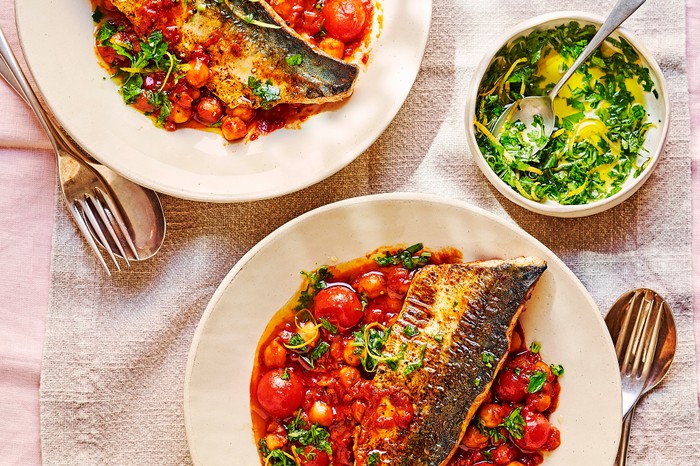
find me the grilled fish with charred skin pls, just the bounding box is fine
[109,0,360,108]
[353,257,547,466]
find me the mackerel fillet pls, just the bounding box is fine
[109,0,360,108]
[354,257,547,466]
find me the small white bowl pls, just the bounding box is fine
[465,12,669,218]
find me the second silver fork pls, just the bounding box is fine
[0,27,138,275]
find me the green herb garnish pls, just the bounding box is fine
[374,243,431,270]
[247,76,281,109]
[527,370,547,393]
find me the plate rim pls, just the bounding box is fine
[183,192,622,464]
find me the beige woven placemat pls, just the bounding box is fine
[40,0,700,464]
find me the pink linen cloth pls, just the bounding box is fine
[0,1,699,465]
[0,3,54,464]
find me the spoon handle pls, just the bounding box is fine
[615,406,635,466]
[549,0,647,99]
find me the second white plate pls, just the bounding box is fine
[184,193,622,465]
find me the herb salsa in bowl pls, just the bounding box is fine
[465,12,669,217]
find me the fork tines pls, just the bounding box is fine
[69,188,140,275]
[616,289,664,380]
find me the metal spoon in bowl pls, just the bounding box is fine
[0,39,165,261]
[491,0,647,155]
[604,288,676,466]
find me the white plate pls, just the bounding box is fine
[15,1,432,202]
[184,193,621,465]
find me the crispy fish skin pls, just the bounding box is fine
[109,0,359,108]
[354,257,547,466]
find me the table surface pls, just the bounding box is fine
[1,2,699,465]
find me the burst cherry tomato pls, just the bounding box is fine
[514,409,552,451]
[299,446,330,466]
[322,0,368,43]
[313,285,363,329]
[256,368,304,418]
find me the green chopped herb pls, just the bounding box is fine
[403,345,427,376]
[301,341,330,368]
[319,318,338,334]
[286,411,333,455]
[431,334,444,343]
[474,21,657,206]
[501,407,525,439]
[403,325,420,338]
[286,54,303,66]
[550,364,565,377]
[473,378,481,387]
[296,266,332,310]
[527,370,547,393]
[247,76,281,109]
[368,451,380,466]
[374,243,431,270]
[481,351,496,368]
[529,341,541,354]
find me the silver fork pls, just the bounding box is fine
[0,28,138,275]
[614,289,663,416]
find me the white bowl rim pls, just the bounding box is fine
[465,11,671,218]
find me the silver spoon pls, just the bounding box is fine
[604,288,676,466]
[492,0,647,154]
[0,37,166,261]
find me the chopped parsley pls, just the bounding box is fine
[368,451,381,466]
[527,370,547,393]
[247,76,281,109]
[300,341,330,369]
[286,54,303,66]
[352,325,405,372]
[481,350,495,368]
[550,364,565,377]
[286,411,333,455]
[529,341,541,354]
[403,345,427,376]
[403,325,420,338]
[474,21,657,205]
[374,243,431,270]
[319,317,338,334]
[296,266,332,310]
[95,25,181,124]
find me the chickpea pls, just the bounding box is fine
[196,97,224,124]
[227,104,256,122]
[527,392,552,412]
[168,104,193,124]
[478,403,506,429]
[262,340,287,368]
[319,37,345,59]
[338,366,360,390]
[186,58,210,88]
[297,321,319,347]
[308,400,334,427]
[343,340,361,366]
[492,444,517,465]
[264,432,287,451]
[354,272,386,299]
[461,424,489,450]
[221,116,248,141]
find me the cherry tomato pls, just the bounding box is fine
[313,286,363,329]
[322,0,368,43]
[256,368,304,418]
[299,446,330,466]
[514,410,552,451]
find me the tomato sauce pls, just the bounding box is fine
[90,0,375,142]
[250,246,563,466]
